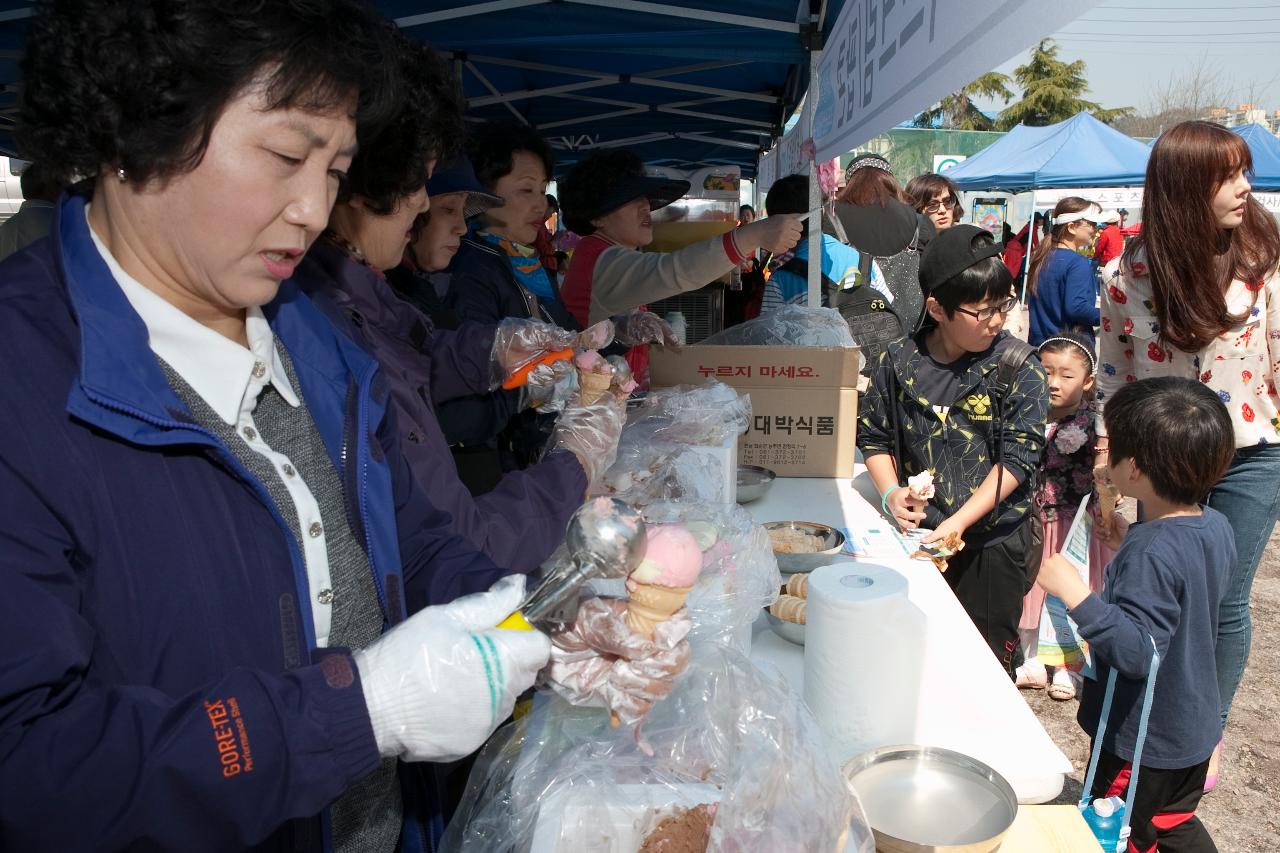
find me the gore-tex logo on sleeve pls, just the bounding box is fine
[205,698,254,778]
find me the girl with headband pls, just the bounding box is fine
[1016,331,1117,700]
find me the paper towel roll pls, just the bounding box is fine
[803,562,926,763]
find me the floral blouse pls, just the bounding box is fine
[1036,402,1098,522]
[1098,251,1280,448]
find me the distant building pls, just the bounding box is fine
[1203,104,1280,135]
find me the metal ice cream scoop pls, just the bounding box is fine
[497,497,648,631]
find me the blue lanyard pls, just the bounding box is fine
[1079,636,1160,852]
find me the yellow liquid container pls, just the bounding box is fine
[646,219,735,253]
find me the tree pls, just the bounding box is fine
[912,72,1013,131]
[996,39,1132,130]
[1115,55,1229,138]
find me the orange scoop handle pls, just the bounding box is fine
[501,348,575,390]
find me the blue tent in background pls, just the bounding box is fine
[944,112,1150,192]
[1231,124,1280,191]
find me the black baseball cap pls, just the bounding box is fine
[918,224,1005,294]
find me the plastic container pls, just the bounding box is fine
[1081,795,1124,852]
[665,311,688,345]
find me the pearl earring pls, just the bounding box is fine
[117,168,126,182]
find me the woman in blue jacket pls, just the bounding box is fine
[0,3,554,850]
[1026,197,1104,346]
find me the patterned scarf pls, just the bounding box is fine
[475,229,557,302]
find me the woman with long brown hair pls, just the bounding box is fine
[1097,120,1280,791]
[1025,196,1104,346]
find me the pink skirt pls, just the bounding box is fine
[1019,506,1115,631]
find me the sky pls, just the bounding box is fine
[978,0,1280,115]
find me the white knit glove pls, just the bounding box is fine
[354,575,550,763]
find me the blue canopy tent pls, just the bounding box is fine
[1231,123,1280,192]
[0,1,845,176]
[944,112,1150,193]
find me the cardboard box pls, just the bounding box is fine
[650,345,860,478]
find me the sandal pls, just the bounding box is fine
[1015,661,1047,690]
[1204,738,1223,793]
[1047,669,1077,701]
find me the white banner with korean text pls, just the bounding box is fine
[1034,187,1145,209]
[810,0,1104,162]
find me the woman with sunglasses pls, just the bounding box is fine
[906,173,965,232]
[1025,197,1103,346]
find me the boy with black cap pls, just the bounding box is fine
[858,225,1049,676]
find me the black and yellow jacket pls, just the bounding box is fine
[857,330,1049,543]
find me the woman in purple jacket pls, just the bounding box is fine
[296,35,623,577]
[0,3,566,851]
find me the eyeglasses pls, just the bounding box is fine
[923,196,957,213]
[953,297,1017,321]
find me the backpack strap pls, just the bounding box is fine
[993,339,1036,397]
[989,339,1037,525]
[777,256,838,294]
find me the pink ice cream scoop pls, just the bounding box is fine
[574,350,611,373]
[625,524,702,643]
[627,524,703,588]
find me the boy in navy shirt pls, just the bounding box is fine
[1038,377,1234,853]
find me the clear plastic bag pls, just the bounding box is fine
[598,442,725,507]
[700,305,857,349]
[595,382,750,508]
[441,644,874,853]
[626,382,750,447]
[640,502,779,655]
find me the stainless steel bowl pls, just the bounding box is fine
[736,465,776,503]
[762,520,846,573]
[842,746,1018,853]
[764,610,805,645]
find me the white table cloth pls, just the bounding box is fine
[746,470,1071,803]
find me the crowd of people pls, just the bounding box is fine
[0,1,1273,852]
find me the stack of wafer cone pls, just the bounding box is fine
[770,595,806,624]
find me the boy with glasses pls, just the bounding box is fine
[859,225,1050,676]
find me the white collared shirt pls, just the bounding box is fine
[87,208,337,647]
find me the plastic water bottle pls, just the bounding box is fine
[665,312,688,346]
[1082,796,1124,852]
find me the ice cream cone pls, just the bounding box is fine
[1097,482,1120,535]
[625,582,693,639]
[578,369,613,405]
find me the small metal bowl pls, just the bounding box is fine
[843,746,1018,853]
[762,520,846,573]
[764,609,805,645]
[736,464,776,503]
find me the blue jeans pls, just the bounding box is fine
[1205,443,1280,727]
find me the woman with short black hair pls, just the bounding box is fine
[444,122,576,328]
[0,3,553,849]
